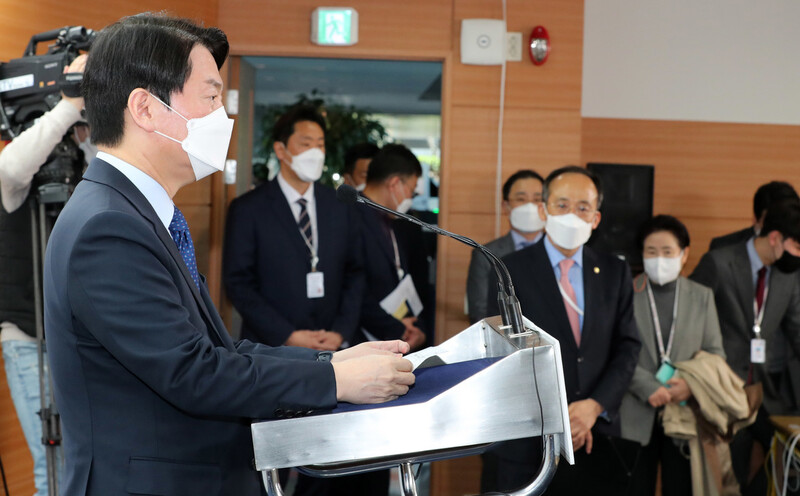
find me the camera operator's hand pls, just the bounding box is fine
[62,54,87,111]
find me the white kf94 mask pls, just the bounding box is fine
[151,93,234,181]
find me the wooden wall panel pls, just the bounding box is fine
[0,0,218,63]
[582,117,800,273]
[451,0,583,110]
[0,354,35,496]
[218,0,452,56]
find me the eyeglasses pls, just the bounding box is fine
[546,200,597,220]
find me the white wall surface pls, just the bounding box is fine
[582,0,800,125]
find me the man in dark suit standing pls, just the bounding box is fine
[465,169,544,324]
[691,199,800,496]
[484,166,641,494]
[709,181,798,250]
[43,14,414,496]
[224,106,363,352]
[223,106,368,494]
[355,144,427,350]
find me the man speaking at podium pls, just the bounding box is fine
[43,13,414,496]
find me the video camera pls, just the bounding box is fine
[0,26,94,141]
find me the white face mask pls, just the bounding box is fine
[287,147,325,183]
[391,180,414,214]
[510,203,545,233]
[545,213,593,250]
[354,182,367,192]
[644,255,683,285]
[151,94,234,181]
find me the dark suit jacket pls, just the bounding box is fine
[354,204,406,341]
[223,178,364,346]
[709,226,755,251]
[466,233,515,324]
[487,239,641,461]
[353,203,429,343]
[691,241,800,414]
[43,159,337,496]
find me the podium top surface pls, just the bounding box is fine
[331,357,501,414]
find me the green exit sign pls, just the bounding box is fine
[311,7,359,46]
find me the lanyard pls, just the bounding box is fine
[645,278,680,363]
[752,286,769,339]
[389,229,405,280]
[556,281,584,316]
[298,225,319,272]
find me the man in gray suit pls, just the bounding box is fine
[709,181,798,250]
[691,199,800,496]
[466,169,544,323]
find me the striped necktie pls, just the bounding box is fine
[297,198,313,253]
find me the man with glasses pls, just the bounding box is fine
[466,169,544,324]
[484,165,641,494]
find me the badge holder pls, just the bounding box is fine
[306,255,324,299]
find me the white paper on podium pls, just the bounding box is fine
[362,274,423,342]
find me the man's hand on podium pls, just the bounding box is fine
[331,341,415,404]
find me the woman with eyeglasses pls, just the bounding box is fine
[619,214,725,495]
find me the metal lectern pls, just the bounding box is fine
[251,316,573,496]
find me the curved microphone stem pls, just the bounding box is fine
[352,195,527,335]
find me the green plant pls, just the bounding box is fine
[256,90,389,185]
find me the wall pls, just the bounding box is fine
[218,0,584,493]
[582,0,800,126]
[581,1,800,274]
[581,118,800,274]
[0,2,218,493]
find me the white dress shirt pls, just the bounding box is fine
[276,171,319,253]
[96,152,174,232]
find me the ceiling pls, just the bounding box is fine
[244,56,442,115]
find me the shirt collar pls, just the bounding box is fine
[746,236,767,275]
[543,235,583,269]
[277,170,315,206]
[96,151,174,231]
[510,229,543,251]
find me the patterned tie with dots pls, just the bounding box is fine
[169,206,200,289]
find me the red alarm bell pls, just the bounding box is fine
[528,26,550,66]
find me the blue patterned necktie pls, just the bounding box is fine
[168,206,200,289]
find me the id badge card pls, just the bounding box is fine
[306,271,325,299]
[751,338,766,363]
[655,361,676,385]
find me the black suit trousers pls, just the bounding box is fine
[483,430,636,495]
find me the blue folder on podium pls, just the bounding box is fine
[251,316,573,496]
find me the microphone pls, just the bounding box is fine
[336,184,528,336]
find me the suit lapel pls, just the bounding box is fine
[314,184,333,266]
[532,242,576,349]
[730,244,755,333]
[266,179,311,262]
[633,278,659,365]
[671,277,691,361]
[83,161,232,348]
[364,208,396,268]
[580,247,601,350]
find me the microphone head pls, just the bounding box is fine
[336,184,360,205]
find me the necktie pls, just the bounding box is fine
[168,206,200,289]
[297,198,313,253]
[755,266,767,313]
[559,258,582,346]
